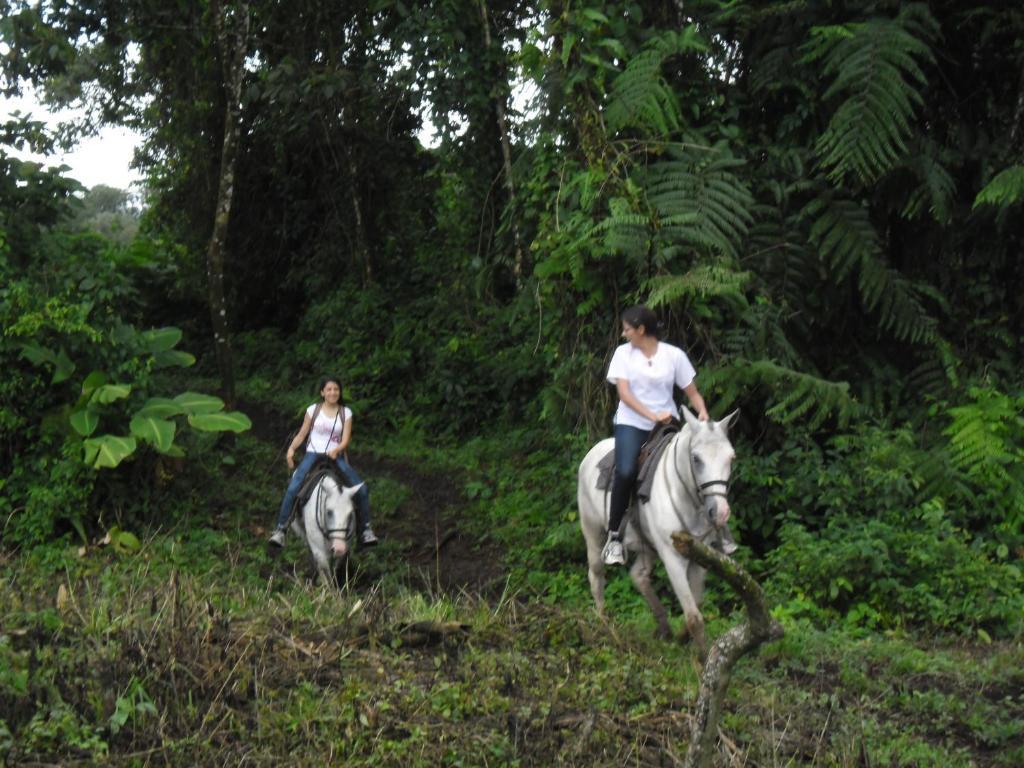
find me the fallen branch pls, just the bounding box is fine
[672,532,784,768]
[395,620,471,648]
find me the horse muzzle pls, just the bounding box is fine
[704,497,731,528]
[330,536,348,558]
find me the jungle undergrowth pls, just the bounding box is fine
[2,390,1021,766]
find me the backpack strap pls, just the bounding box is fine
[309,401,350,462]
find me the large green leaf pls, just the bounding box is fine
[106,525,142,554]
[70,408,99,437]
[52,348,75,384]
[188,411,252,433]
[141,326,183,354]
[81,370,108,397]
[973,165,1024,210]
[153,349,196,369]
[130,415,177,452]
[83,435,137,469]
[136,397,185,419]
[174,392,225,414]
[20,343,56,366]
[90,384,132,405]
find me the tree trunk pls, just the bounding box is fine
[671,532,785,768]
[345,143,373,284]
[478,0,527,283]
[1011,59,1024,153]
[206,0,250,408]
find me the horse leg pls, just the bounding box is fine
[312,546,335,587]
[629,548,672,640]
[687,560,707,606]
[302,512,335,587]
[657,547,706,656]
[584,529,607,615]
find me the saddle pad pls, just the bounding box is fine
[595,426,679,502]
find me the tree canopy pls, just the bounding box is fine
[2,0,1022,570]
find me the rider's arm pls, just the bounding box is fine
[682,382,710,421]
[336,415,353,453]
[286,414,313,462]
[617,380,672,424]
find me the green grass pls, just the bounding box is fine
[1,423,1021,766]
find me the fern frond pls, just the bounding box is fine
[900,151,956,223]
[803,196,878,281]
[645,144,754,261]
[745,207,820,319]
[702,359,861,430]
[644,262,750,307]
[802,196,938,344]
[605,28,707,137]
[599,143,754,267]
[906,358,953,401]
[972,165,1024,210]
[944,388,1024,491]
[806,4,938,185]
[720,301,803,369]
[856,259,937,344]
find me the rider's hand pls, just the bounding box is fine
[327,446,342,460]
[655,411,673,424]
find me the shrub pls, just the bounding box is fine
[765,498,1023,635]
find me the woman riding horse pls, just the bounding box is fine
[268,375,378,548]
[603,305,722,566]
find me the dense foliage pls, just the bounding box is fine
[1,0,1022,762]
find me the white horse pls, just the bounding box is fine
[291,476,364,586]
[578,408,738,653]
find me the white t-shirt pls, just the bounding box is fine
[305,403,352,453]
[607,341,696,430]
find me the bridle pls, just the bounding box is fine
[313,478,351,546]
[672,434,731,523]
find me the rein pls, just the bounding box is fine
[313,478,351,542]
[670,433,731,524]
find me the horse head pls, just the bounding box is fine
[320,479,364,558]
[681,407,738,529]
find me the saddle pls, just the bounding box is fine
[595,420,680,502]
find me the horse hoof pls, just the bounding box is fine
[654,626,672,641]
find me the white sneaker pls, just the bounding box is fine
[268,528,286,547]
[602,538,625,566]
[359,526,379,546]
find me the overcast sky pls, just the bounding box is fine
[2,91,143,191]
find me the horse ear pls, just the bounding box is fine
[680,405,702,429]
[718,409,740,434]
[343,482,365,498]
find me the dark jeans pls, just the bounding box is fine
[275,451,371,531]
[608,424,651,539]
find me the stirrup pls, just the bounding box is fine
[602,535,625,566]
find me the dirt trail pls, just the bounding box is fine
[243,401,507,595]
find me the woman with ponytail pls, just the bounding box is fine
[602,306,712,565]
[268,376,377,547]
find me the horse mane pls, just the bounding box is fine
[319,474,343,496]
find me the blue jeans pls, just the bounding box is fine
[609,424,650,538]
[275,452,371,531]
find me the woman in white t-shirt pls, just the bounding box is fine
[602,306,709,566]
[268,376,377,547]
